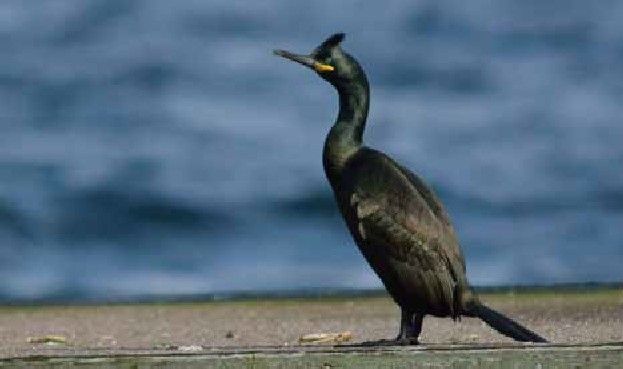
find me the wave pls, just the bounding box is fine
[53,186,237,241]
[268,189,339,219]
[0,199,32,238]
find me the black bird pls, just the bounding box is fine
[274,33,547,345]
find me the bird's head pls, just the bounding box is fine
[274,33,366,90]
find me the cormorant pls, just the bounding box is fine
[274,33,547,344]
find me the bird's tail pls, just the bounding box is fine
[468,303,547,343]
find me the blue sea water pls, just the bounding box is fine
[1,0,622,301]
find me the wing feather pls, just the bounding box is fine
[343,149,466,317]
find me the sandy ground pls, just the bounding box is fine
[0,290,621,359]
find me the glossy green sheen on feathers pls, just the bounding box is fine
[275,33,547,343]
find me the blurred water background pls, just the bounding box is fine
[1,0,622,302]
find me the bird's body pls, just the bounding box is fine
[330,147,469,318]
[275,33,547,344]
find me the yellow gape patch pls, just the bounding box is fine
[313,62,334,72]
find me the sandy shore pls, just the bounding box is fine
[0,289,621,359]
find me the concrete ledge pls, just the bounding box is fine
[1,289,621,367]
[2,343,622,368]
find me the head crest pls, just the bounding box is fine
[319,33,345,49]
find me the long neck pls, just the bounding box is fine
[323,78,370,185]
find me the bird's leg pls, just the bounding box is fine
[395,310,423,345]
[396,309,412,340]
[358,309,423,346]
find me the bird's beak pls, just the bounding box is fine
[273,49,335,73]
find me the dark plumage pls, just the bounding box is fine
[274,33,547,344]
